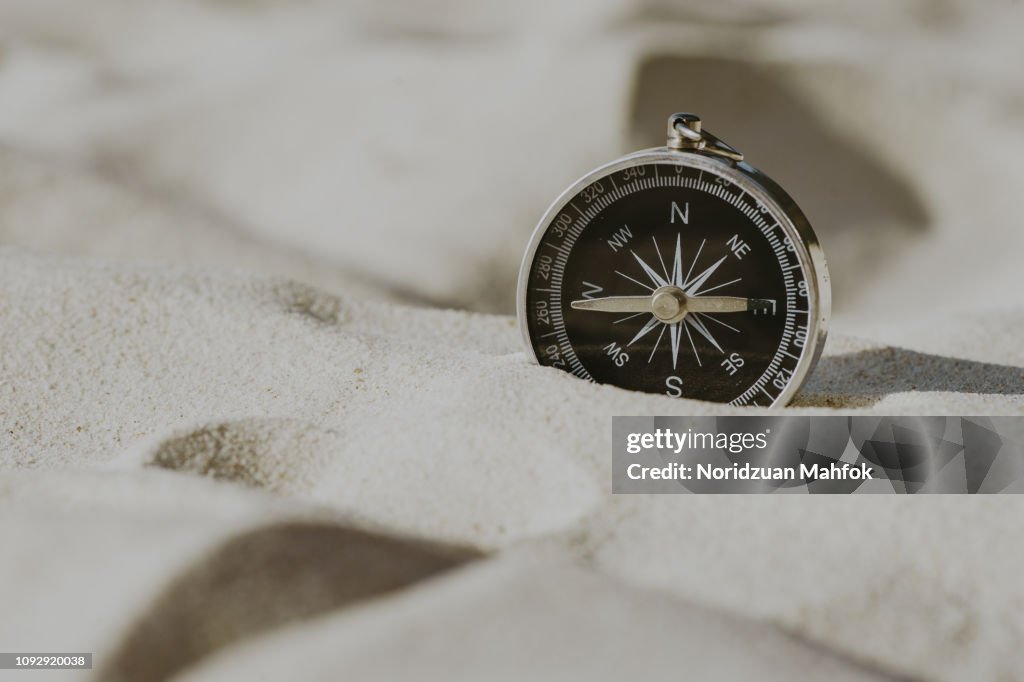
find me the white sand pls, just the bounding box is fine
[1,1,1024,681]
[175,556,890,682]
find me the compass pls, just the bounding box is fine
[517,113,830,406]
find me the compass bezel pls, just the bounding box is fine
[516,146,830,407]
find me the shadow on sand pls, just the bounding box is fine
[795,347,1024,407]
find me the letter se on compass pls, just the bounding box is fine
[518,118,829,407]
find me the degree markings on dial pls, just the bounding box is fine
[546,241,571,257]
[735,307,809,404]
[546,180,640,375]
[692,174,802,399]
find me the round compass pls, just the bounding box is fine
[518,113,830,406]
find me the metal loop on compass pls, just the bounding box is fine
[672,120,703,143]
[667,113,705,151]
[666,113,745,162]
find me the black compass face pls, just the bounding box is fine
[524,161,815,406]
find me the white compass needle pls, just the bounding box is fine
[573,294,771,315]
[686,296,750,313]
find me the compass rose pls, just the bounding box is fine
[574,232,767,369]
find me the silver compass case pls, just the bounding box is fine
[520,114,831,405]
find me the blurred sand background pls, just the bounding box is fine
[1,1,1023,680]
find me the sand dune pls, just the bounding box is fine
[1,248,1023,680]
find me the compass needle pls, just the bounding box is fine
[686,295,748,313]
[521,113,829,405]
